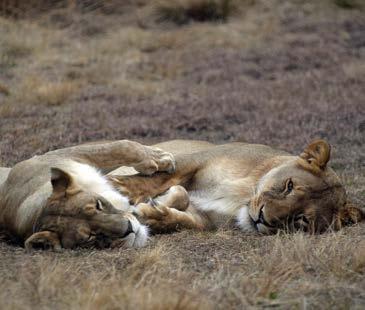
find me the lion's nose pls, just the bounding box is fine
[256,204,275,228]
[122,220,134,238]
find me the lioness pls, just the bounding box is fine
[0,140,177,250]
[112,139,364,234]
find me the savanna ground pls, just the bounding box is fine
[0,0,364,309]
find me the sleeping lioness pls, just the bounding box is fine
[0,140,177,250]
[112,139,364,234]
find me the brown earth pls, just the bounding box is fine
[0,1,364,309]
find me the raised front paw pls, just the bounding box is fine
[134,147,176,175]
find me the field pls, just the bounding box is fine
[0,0,364,309]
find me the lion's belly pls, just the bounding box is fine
[15,182,51,238]
[188,189,245,228]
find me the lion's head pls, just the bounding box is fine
[25,168,148,251]
[248,140,364,234]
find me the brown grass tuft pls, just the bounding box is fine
[27,79,80,106]
[4,76,80,106]
[0,82,10,96]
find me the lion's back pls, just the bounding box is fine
[0,167,11,188]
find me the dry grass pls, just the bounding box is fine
[0,229,364,309]
[0,0,364,308]
[10,76,80,106]
[0,243,210,309]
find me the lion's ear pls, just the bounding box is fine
[299,139,331,173]
[335,202,364,230]
[50,168,75,196]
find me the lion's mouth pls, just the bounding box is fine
[250,205,276,232]
[248,214,259,231]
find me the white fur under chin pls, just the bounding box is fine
[124,217,149,248]
[133,223,149,248]
[67,162,130,211]
[236,207,256,232]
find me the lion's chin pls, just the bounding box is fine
[236,207,257,233]
[133,224,149,248]
[124,218,149,248]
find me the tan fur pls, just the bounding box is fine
[112,139,364,234]
[136,186,205,233]
[0,140,176,250]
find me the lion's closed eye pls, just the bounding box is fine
[96,200,104,211]
[284,179,294,195]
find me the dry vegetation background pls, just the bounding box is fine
[0,0,364,309]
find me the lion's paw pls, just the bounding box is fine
[135,200,170,221]
[134,147,175,175]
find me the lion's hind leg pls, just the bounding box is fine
[135,186,204,233]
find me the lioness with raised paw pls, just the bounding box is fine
[0,140,178,251]
[113,139,364,234]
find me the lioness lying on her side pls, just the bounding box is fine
[0,140,179,250]
[113,139,364,234]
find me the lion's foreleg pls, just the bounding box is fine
[46,140,175,175]
[108,173,176,204]
[109,155,202,204]
[135,186,204,233]
[136,203,204,233]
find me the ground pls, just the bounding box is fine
[0,0,364,309]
